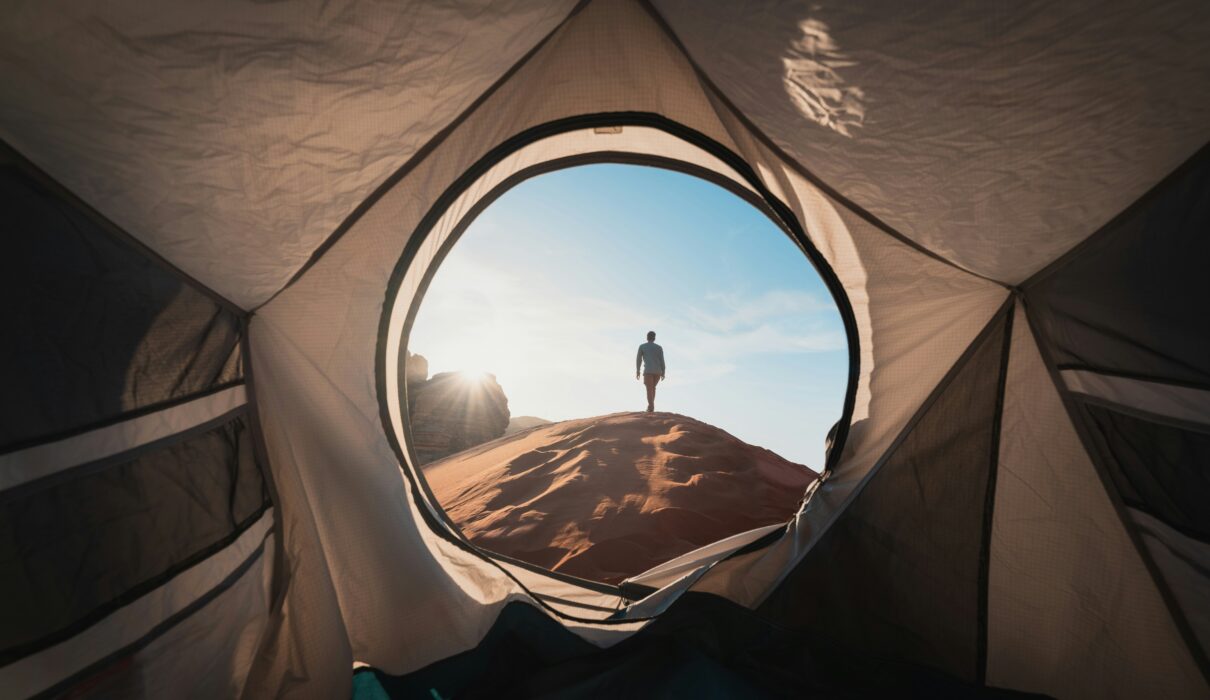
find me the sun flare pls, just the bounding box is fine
[458,369,491,384]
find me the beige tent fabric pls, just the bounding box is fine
[0,0,577,308]
[249,0,740,693]
[256,0,1011,672]
[250,3,1021,691]
[1131,509,1210,656]
[653,0,1210,284]
[1,516,274,698]
[624,524,784,591]
[691,107,1008,603]
[1061,369,1210,427]
[0,385,246,491]
[5,0,1206,303]
[250,315,539,691]
[249,315,645,697]
[987,304,1206,699]
[494,558,626,621]
[127,534,274,699]
[3,0,1202,694]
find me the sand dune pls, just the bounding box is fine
[422,412,818,585]
[503,415,552,436]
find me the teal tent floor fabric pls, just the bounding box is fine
[351,598,1050,699]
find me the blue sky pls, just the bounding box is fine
[408,163,847,468]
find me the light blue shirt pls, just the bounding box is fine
[636,341,665,375]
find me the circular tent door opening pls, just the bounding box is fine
[377,120,859,616]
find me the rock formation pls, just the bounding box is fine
[402,353,510,464]
[403,351,428,394]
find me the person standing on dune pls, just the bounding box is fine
[635,331,666,413]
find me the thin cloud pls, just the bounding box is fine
[412,253,845,399]
[688,289,834,333]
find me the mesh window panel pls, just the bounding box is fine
[1075,402,1210,672]
[1078,402,1210,543]
[0,151,243,452]
[757,310,1010,682]
[0,414,268,663]
[1026,148,1210,388]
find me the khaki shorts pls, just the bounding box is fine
[643,373,662,388]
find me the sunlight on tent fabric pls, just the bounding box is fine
[782,17,865,137]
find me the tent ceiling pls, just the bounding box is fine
[653,0,1210,284]
[2,1,1208,304]
[0,0,576,309]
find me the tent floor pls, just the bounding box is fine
[352,595,1050,699]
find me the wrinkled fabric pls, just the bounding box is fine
[0,0,578,308]
[1134,509,1210,658]
[691,99,1008,609]
[654,0,1210,284]
[0,386,248,491]
[758,307,1011,683]
[0,414,268,665]
[0,523,274,698]
[1062,370,1210,428]
[1025,145,1210,386]
[253,0,1019,692]
[0,148,242,450]
[987,305,1205,698]
[251,3,730,692]
[2,0,1208,697]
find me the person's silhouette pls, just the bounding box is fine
[635,331,666,413]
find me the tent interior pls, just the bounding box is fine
[2,1,1208,697]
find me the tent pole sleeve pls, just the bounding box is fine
[976,296,1016,684]
[240,316,288,611]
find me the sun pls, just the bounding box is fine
[458,369,491,385]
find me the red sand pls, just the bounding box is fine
[422,412,818,584]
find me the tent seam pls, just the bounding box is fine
[976,298,1015,685]
[0,378,247,457]
[252,0,593,313]
[1053,364,1210,393]
[30,529,271,700]
[0,140,247,317]
[635,0,1009,290]
[1069,392,1210,436]
[239,319,289,611]
[1022,139,1210,290]
[0,405,249,505]
[750,294,1015,610]
[0,428,269,664]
